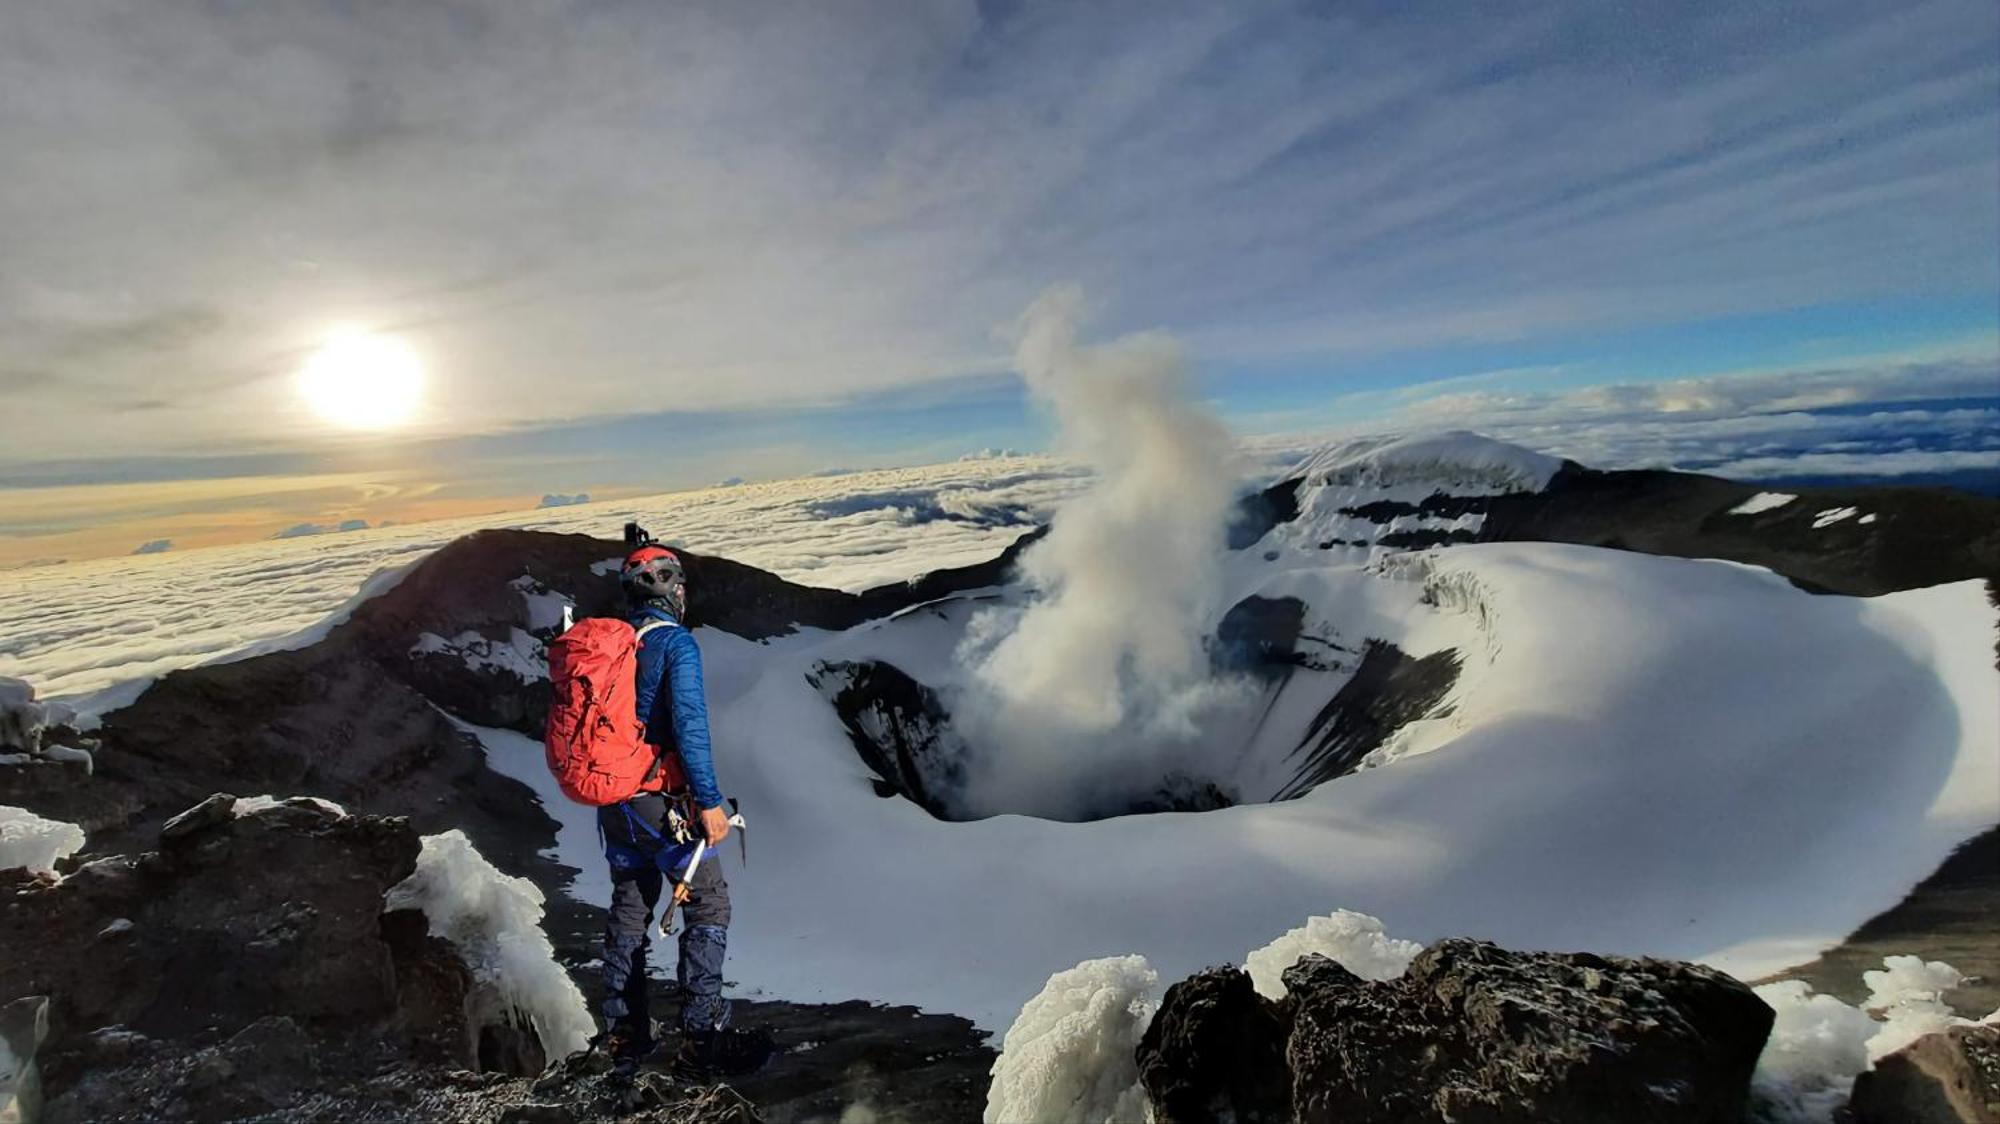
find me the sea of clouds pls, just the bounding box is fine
[5,348,1996,707]
[0,456,1093,702]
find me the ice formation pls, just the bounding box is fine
[383,830,593,1059]
[983,955,1159,1124]
[1750,955,1996,1123]
[0,806,84,877]
[1243,909,1425,999]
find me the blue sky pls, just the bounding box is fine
[0,0,1995,561]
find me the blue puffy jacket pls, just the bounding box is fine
[629,602,723,810]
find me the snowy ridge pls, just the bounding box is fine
[1288,431,1563,495]
[1381,551,1502,657]
[1353,553,1505,767]
[1253,431,1561,558]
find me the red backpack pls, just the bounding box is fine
[544,617,686,806]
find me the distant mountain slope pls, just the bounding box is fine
[1243,449,2000,596]
[11,527,1031,859]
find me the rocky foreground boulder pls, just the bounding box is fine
[1,796,423,1054]
[1138,938,1774,1124]
[0,795,779,1123]
[0,796,462,1118]
[1849,1024,2000,1124]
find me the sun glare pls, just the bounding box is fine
[299,331,424,429]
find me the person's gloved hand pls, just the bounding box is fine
[700,805,731,846]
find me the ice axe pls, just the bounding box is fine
[660,808,746,936]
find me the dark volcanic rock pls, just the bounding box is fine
[381,907,478,1069]
[89,647,521,854]
[0,678,106,833]
[177,1015,320,1118]
[43,1015,320,1124]
[1212,595,1308,681]
[1229,478,1303,549]
[342,524,1048,657]
[809,659,1236,821]
[479,1011,550,1078]
[1291,462,2000,596]
[0,753,109,842]
[1848,1024,2000,1124]
[864,524,1049,611]
[1136,967,1290,1123]
[1500,465,2000,596]
[1140,941,1773,1124]
[0,798,422,1095]
[1125,772,1236,815]
[1282,940,1774,1124]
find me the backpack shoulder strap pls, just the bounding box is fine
[631,617,682,792]
[634,618,679,643]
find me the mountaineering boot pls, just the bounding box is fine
[673,1026,775,1079]
[605,1023,659,1084]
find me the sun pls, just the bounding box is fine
[299,331,424,429]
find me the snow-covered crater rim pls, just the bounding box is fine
[1288,430,1563,495]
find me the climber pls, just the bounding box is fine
[595,526,768,1081]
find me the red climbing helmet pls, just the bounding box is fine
[621,544,685,607]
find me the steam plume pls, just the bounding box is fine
[958,286,1242,815]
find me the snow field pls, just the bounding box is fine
[1287,431,1564,494]
[528,538,1986,1037]
[1731,492,1799,515]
